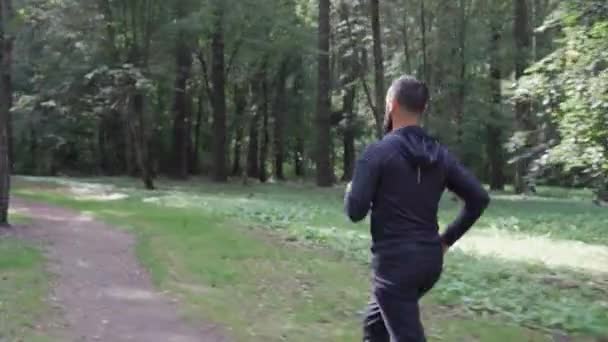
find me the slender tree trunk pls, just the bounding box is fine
[128,93,154,189]
[211,1,227,182]
[191,89,205,174]
[401,10,412,74]
[338,1,358,181]
[0,0,13,225]
[272,59,290,181]
[315,0,334,186]
[454,0,468,147]
[171,24,192,179]
[487,14,505,191]
[341,86,357,181]
[259,71,270,183]
[370,0,385,138]
[231,84,247,176]
[419,0,428,84]
[124,115,136,176]
[2,23,10,172]
[246,112,259,178]
[291,67,305,178]
[98,118,108,173]
[513,0,531,194]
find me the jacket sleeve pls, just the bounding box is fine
[441,152,490,246]
[344,144,382,222]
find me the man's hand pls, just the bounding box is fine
[346,182,352,193]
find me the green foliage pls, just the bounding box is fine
[520,0,608,195]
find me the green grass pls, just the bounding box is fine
[12,176,608,340]
[0,230,55,341]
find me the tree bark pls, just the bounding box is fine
[339,1,358,181]
[231,84,247,176]
[259,70,270,183]
[401,9,412,74]
[341,85,357,181]
[0,0,13,225]
[487,14,505,191]
[315,0,334,186]
[211,1,228,182]
[292,67,305,178]
[246,112,259,178]
[513,0,531,194]
[370,0,385,138]
[191,89,205,174]
[454,0,468,147]
[128,93,154,189]
[171,21,192,179]
[272,59,290,181]
[124,114,136,176]
[419,0,428,84]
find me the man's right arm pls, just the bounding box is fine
[441,152,490,248]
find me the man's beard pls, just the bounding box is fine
[383,112,392,135]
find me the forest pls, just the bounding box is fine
[0,0,605,202]
[0,1,608,341]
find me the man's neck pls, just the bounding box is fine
[391,116,420,132]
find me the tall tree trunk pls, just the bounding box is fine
[128,93,154,189]
[231,84,247,176]
[454,0,468,147]
[272,59,290,181]
[124,115,136,176]
[0,0,13,225]
[487,14,505,191]
[370,0,385,138]
[339,1,358,181]
[291,67,305,178]
[191,89,205,174]
[513,0,531,194]
[419,0,428,84]
[171,23,192,179]
[98,118,108,174]
[246,112,259,178]
[315,0,334,186]
[211,1,227,182]
[341,85,357,181]
[401,9,412,74]
[259,71,270,183]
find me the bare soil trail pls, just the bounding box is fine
[12,198,227,342]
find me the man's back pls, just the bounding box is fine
[345,125,490,254]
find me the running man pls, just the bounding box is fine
[345,75,490,342]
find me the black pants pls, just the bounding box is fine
[363,242,443,342]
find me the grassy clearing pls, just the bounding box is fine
[0,216,55,342]
[12,177,608,340]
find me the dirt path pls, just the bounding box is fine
[11,198,227,342]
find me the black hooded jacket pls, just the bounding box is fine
[345,126,490,253]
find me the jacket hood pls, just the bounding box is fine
[389,126,441,170]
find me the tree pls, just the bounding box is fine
[370,0,385,138]
[518,0,608,201]
[259,67,270,183]
[210,0,228,182]
[486,3,506,191]
[8,0,564,191]
[171,0,194,179]
[315,0,334,186]
[337,0,359,181]
[272,58,290,181]
[0,0,13,225]
[513,0,532,193]
[231,84,248,176]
